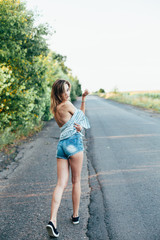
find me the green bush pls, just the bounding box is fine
[0,0,82,150]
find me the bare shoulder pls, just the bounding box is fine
[61,101,76,114]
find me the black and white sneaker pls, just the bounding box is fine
[71,215,80,224]
[46,221,59,238]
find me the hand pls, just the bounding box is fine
[74,123,82,132]
[82,89,89,97]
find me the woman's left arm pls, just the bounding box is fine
[80,89,89,114]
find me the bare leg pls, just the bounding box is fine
[69,151,83,217]
[50,158,69,228]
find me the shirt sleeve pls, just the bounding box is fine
[78,110,90,129]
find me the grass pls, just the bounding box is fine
[97,90,160,113]
[0,121,47,172]
[0,121,45,153]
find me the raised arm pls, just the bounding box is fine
[80,89,89,114]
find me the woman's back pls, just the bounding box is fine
[54,101,76,128]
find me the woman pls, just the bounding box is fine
[46,79,90,238]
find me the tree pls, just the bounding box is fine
[0,0,83,148]
[0,0,50,131]
[98,88,105,93]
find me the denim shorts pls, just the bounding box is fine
[56,132,84,160]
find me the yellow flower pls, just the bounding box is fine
[2,66,6,70]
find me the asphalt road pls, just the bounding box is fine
[0,99,90,240]
[86,96,160,240]
[1,95,160,240]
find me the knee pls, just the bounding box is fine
[72,176,81,185]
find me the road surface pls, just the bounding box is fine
[0,99,90,240]
[86,96,160,240]
[1,95,160,240]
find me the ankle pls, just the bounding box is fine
[73,213,79,217]
[50,219,57,228]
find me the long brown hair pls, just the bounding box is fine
[50,79,71,114]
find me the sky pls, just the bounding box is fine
[25,0,160,92]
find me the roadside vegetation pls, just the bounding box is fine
[95,89,160,113]
[0,0,82,152]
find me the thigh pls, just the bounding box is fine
[57,158,70,186]
[69,152,83,181]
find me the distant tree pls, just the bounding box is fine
[98,88,105,93]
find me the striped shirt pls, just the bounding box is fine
[59,108,90,141]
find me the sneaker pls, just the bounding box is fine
[46,221,59,238]
[71,215,80,224]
